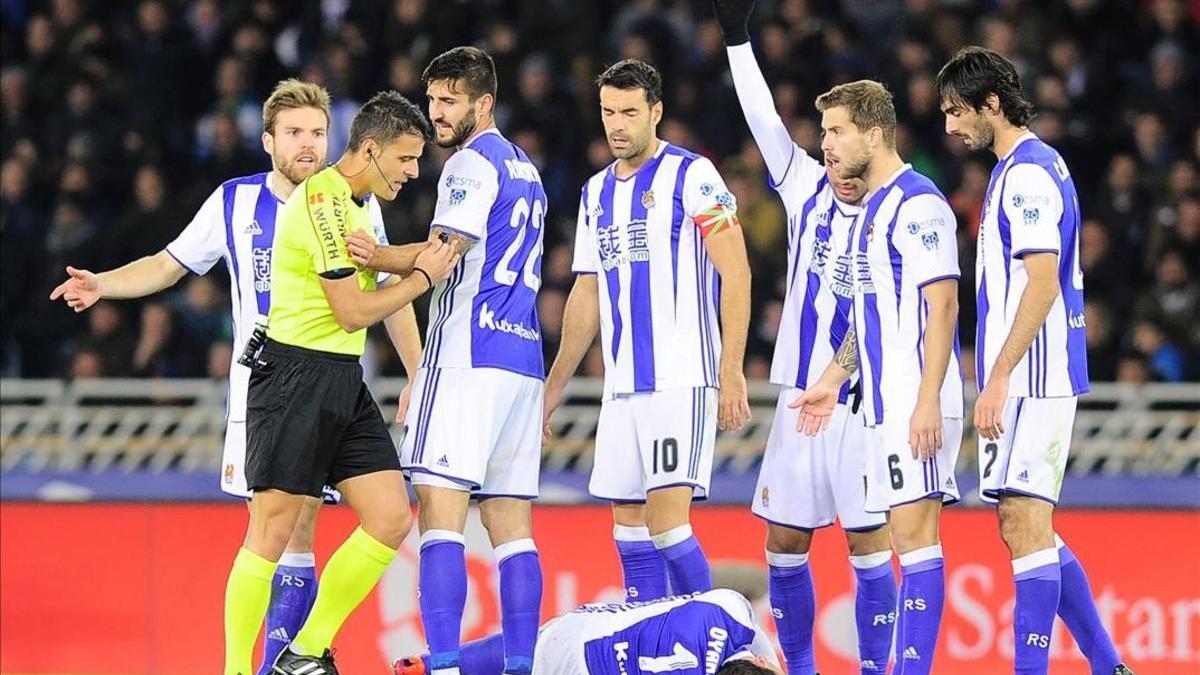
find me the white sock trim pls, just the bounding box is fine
[1012,547,1061,575]
[420,529,466,546]
[613,524,653,542]
[849,550,893,570]
[494,537,537,564]
[651,524,694,550]
[1054,533,1066,550]
[765,550,809,568]
[277,552,316,568]
[431,668,461,675]
[898,544,943,567]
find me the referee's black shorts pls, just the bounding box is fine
[245,340,400,498]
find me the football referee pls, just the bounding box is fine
[223,91,459,675]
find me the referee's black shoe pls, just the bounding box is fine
[272,647,339,675]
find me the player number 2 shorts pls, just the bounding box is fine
[865,416,962,513]
[399,366,544,498]
[978,396,1076,504]
[753,389,885,531]
[589,386,717,502]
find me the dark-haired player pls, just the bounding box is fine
[937,46,1133,675]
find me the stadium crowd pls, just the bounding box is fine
[2,0,1198,382]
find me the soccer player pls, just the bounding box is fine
[228,91,458,675]
[393,589,780,675]
[347,47,546,675]
[794,81,964,675]
[937,47,1134,675]
[48,79,424,673]
[712,2,896,672]
[543,60,753,604]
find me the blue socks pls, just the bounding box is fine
[652,524,712,595]
[1056,536,1122,675]
[419,530,468,674]
[895,545,945,675]
[1012,547,1062,675]
[766,551,817,674]
[495,539,542,675]
[614,525,669,601]
[258,552,318,675]
[850,551,897,674]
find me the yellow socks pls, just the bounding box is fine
[224,547,277,675]
[292,527,397,655]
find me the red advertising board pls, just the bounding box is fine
[1,503,1197,674]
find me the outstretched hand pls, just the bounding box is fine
[49,266,102,313]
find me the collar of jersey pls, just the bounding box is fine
[461,126,502,149]
[608,140,668,182]
[865,162,913,202]
[1000,131,1039,161]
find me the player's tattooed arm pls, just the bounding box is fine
[429,226,477,256]
[834,326,859,376]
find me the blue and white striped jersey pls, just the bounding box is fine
[421,128,546,380]
[976,132,1089,397]
[165,172,387,419]
[839,164,964,425]
[573,141,732,400]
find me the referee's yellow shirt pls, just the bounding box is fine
[268,166,377,356]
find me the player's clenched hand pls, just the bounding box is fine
[542,381,565,446]
[909,397,943,461]
[712,0,756,45]
[345,229,378,268]
[789,383,836,436]
[718,369,751,431]
[414,240,460,285]
[49,266,101,313]
[974,373,1008,441]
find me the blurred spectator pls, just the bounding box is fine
[1131,320,1189,382]
[80,303,135,376]
[2,0,1196,382]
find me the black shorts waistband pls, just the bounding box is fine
[263,339,361,363]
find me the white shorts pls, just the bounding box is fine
[589,387,717,502]
[978,396,1076,505]
[220,419,341,503]
[753,391,885,531]
[532,612,587,675]
[865,417,962,514]
[399,367,543,499]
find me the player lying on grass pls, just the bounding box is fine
[392,588,780,675]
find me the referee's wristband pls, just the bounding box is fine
[413,266,433,289]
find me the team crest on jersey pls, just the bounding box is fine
[245,219,262,235]
[642,189,656,209]
[252,247,272,292]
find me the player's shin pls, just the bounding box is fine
[1055,536,1122,674]
[614,524,669,601]
[419,529,469,674]
[766,551,817,674]
[849,550,897,674]
[652,523,713,594]
[1012,547,1062,675]
[258,552,318,675]
[291,527,397,656]
[895,544,946,675]
[496,539,542,675]
[225,547,278,675]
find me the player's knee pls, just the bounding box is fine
[847,527,890,557]
[362,506,413,549]
[997,499,1052,553]
[765,525,812,555]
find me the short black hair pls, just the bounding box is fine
[596,59,662,105]
[936,46,1034,127]
[716,659,775,675]
[422,46,498,99]
[347,90,433,150]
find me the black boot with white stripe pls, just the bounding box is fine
[271,647,339,675]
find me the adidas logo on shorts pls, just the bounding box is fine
[1017,470,1030,482]
[437,455,450,468]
